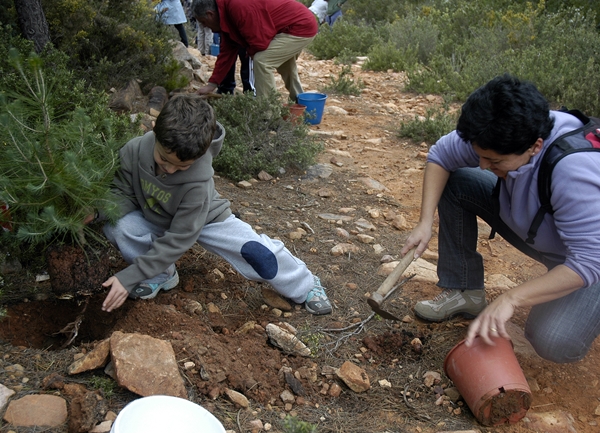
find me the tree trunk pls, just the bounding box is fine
[14,0,50,53]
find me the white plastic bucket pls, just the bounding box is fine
[110,395,225,433]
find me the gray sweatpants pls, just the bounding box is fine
[103,211,314,303]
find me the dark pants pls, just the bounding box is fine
[174,23,188,47]
[217,48,254,94]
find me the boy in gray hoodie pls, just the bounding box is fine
[101,94,331,315]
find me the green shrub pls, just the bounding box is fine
[364,41,417,72]
[343,0,417,24]
[386,13,439,65]
[282,416,318,433]
[322,65,364,95]
[403,1,600,114]
[398,105,457,145]
[89,375,116,399]
[41,0,176,90]
[308,20,380,60]
[0,50,128,250]
[0,26,132,137]
[210,92,323,181]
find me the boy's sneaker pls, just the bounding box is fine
[130,271,180,300]
[304,276,332,315]
[414,288,487,322]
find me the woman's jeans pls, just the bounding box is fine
[439,168,600,363]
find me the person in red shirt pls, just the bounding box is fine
[192,0,317,102]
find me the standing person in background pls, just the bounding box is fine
[155,0,189,47]
[309,0,328,26]
[192,0,317,102]
[326,0,346,27]
[196,22,213,55]
[184,0,212,54]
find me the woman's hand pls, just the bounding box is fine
[401,221,433,259]
[465,293,514,346]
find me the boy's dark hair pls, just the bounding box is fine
[456,74,555,155]
[153,94,217,161]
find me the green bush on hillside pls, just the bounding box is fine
[39,0,177,91]
[308,21,380,60]
[210,93,323,181]
[310,0,600,114]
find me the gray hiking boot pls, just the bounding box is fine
[414,288,487,322]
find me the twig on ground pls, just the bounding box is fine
[237,409,243,432]
[301,221,315,233]
[403,383,414,409]
[320,312,376,332]
[318,312,376,354]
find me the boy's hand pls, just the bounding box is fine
[102,276,129,312]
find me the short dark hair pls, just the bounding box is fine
[153,94,217,161]
[456,74,555,155]
[192,0,217,19]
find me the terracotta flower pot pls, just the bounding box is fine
[284,103,306,125]
[444,337,532,426]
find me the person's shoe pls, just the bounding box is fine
[304,276,332,315]
[130,271,180,300]
[414,289,487,322]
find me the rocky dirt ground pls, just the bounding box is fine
[0,51,598,433]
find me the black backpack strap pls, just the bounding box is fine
[526,204,551,244]
[489,177,502,240]
[527,108,594,245]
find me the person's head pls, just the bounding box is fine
[152,94,217,174]
[457,74,554,155]
[192,0,221,32]
[456,74,555,178]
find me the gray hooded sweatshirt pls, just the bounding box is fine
[112,122,231,292]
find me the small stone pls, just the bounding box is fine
[372,244,384,254]
[237,180,253,189]
[327,382,342,397]
[280,389,295,404]
[356,234,375,244]
[248,419,263,431]
[258,171,273,181]
[336,361,370,393]
[423,371,441,387]
[331,243,361,256]
[261,287,292,311]
[225,389,250,408]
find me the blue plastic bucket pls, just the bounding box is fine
[210,44,219,56]
[297,92,327,125]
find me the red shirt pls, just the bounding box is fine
[210,0,318,85]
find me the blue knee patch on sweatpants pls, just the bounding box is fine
[241,241,278,279]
